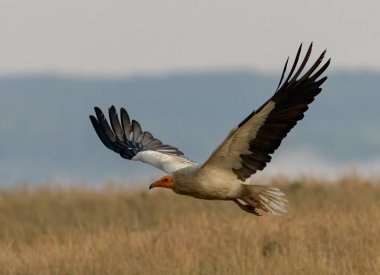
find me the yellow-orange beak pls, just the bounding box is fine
[149,176,173,190]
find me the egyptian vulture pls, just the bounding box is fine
[90,43,330,216]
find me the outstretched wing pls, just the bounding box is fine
[90,106,196,174]
[200,43,330,181]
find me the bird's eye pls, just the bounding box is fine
[164,178,168,182]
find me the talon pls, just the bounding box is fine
[252,207,261,216]
[233,199,262,216]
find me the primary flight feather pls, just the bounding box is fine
[90,43,330,216]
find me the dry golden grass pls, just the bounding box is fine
[0,176,379,274]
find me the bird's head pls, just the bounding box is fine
[149,175,174,190]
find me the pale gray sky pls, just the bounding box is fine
[0,0,379,76]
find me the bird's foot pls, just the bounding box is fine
[233,199,261,216]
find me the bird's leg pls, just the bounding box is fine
[233,199,261,216]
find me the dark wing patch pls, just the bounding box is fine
[90,106,185,160]
[233,43,330,181]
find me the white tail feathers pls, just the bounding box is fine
[244,184,288,215]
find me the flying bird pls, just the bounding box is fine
[90,43,330,216]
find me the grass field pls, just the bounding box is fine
[0,176,379,274]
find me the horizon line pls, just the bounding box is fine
[0,67,379,80]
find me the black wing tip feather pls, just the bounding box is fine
[89,115,99,133]
[238,43,329,130]
[90,106,185,160]
[94,106,102,115]
[279,43,303,91]
[287,42,313,85]
[311,58,331,81]
[275,56,289,91]
[89,114,116,151]
[278,42,329,90]
[276,42,305,92]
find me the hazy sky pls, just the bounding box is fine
[0,0,379,75]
